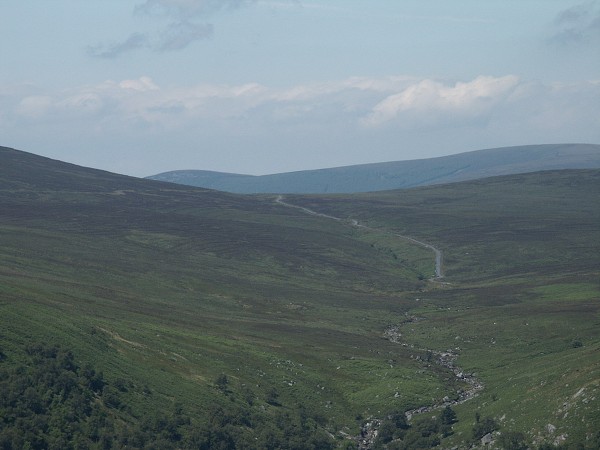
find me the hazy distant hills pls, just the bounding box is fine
[147,143,600,193]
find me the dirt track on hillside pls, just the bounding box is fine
[275,195,443,278]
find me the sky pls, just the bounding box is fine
[1,1,599,177]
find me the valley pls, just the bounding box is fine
[1,146,599,449]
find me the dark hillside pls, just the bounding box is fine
[1,145,148,191]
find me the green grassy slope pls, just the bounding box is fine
[2,145,599,448]
[0,146,451,447]
[147,143,600,194]
[285,169,600,448]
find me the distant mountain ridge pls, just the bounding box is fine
[147,143,600,193]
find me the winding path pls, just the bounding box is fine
[275,195,484,448]
[275,195,443,279]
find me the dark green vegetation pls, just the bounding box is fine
[147,143,600,194]
[0,343,333,449]
[370,407,458,449]
[1,145,599,448]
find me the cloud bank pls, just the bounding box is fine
[3,75,599,175]
[8,75,600,134]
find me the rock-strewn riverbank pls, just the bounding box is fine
[355,326,484,449]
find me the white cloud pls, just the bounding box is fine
[271,76,415,102]
[6,75,598,133]
[361,75,520,127]
[16,96,53,118]
[119,77,160,92]
[3,75,599,175]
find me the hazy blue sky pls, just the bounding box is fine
[1,1,599,176]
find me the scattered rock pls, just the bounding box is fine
[481,433,494,445]
[357,419,381,449]
[356,323,485,446]
[554,433,568,446]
